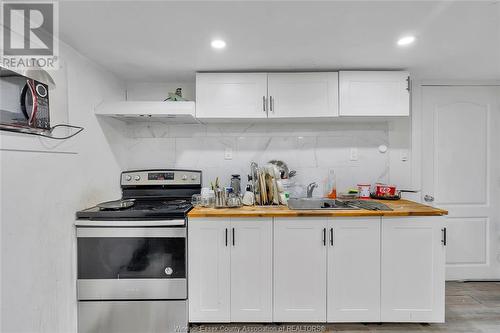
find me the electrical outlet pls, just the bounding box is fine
[400,149,409,162]
[350,148,358,161]
[224,147,233,160]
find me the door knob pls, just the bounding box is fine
[424,195,434,202]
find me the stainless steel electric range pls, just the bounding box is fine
[75,169,201,333]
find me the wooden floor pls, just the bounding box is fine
[190,281,500,332]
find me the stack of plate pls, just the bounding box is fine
[249,162,286,205]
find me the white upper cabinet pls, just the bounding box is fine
[196,71,410,119]
[267,73,339,118]
[327,218,381,322]
[195,73,268,118]
[339,71,410,116]
[381,217,445,323]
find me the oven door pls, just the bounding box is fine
[76,227,186,300]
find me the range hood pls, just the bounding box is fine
[95,101,198,124]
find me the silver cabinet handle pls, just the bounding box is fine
[270,96,274,112]
[424,195,434,202]
[263,96,267,112]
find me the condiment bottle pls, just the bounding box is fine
[326,169,337,199]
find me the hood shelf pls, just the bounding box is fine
[95,101,198,124]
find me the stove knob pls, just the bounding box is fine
[182,175,188,180]
[126,175,132,181]
[191,175,197,180]
[134,175,141,181]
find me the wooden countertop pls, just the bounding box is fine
[188,199,448,218]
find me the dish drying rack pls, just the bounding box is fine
[249,162,286,206]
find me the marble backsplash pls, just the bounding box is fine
[105,119,397,197]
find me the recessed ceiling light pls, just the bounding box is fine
[211,39,226,49]
[397,35,416,46]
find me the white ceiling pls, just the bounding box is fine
[59,1,500,82]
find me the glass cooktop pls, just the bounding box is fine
[76,199,192,220]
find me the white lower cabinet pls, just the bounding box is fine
[189,216,445,324]
[188,218,272,323]
[230,218,273,322]
[273,217,381,323]
[273,218,328,322]
[188,218,231,322]
[327,218,381,322]
[381,217,446,323]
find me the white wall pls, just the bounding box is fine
[0,43,125,333]
[114,121,398,196]
[126,82,195,102]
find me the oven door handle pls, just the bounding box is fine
[76,227,186,238]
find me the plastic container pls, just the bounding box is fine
[230,175,241,196]
[357,184,371,199]
[200,188,215,207]
[325,169,337,199]
[282,179,306,198]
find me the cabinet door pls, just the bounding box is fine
[339,71,410,116]
[327,218,381,322]
[381,217,446,323]
[195,73,268,118]
[188,218,230,322]
[230,218,273,322]
[267,73,339,118]
[273,218,327,322]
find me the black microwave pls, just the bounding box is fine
[0,67,50,131]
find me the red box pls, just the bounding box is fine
[375,184,396,197]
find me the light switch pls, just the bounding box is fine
[350,148,358,161]
[224,147,233,160]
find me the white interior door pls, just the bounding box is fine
[273,218,327,322]
[230,218,273,322]
[188,218,230,322]
[267,72,339,118]
[327,218,381,322]
[422,86,500,280]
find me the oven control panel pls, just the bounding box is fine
[121,170,202,186]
